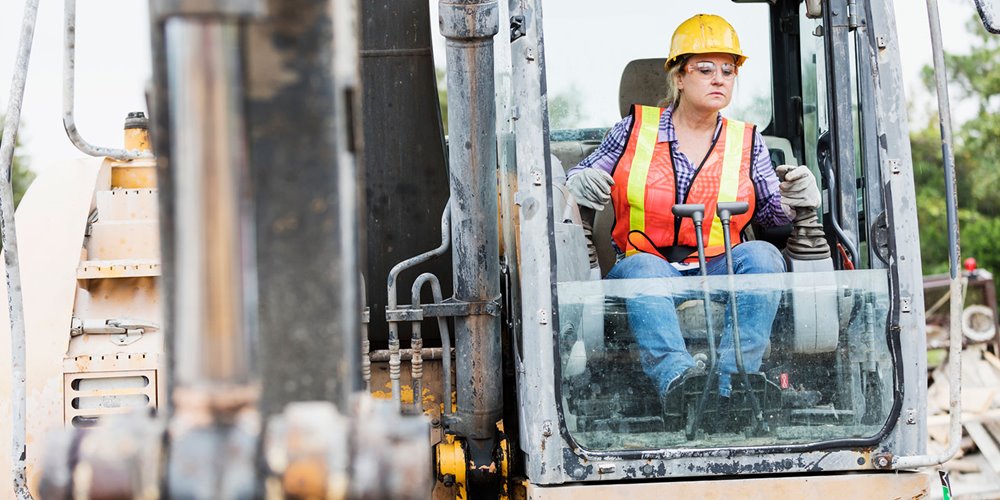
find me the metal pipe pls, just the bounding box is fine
[439,0,502,457]
[386,202,451,409]
[411,273,453,416]
[362,329,371,390]
[1,1,39,496]
[894,0,962,468]
[63,0,152,160]
[166,19,255,392]
[362,273,371,391]
[369,347,449,363]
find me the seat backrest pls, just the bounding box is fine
[618,58,669,118]
[761,135,798,167]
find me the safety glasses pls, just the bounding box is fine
[685,61,738,81]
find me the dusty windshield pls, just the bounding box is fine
[543,0,773,131]
[557,271,893,450]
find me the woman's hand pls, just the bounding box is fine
[776,164,820,209]
[567,169,615,210]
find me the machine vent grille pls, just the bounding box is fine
[64,370,157,427]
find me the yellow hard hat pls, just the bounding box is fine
[665,14,747,70]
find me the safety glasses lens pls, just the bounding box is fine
[690,61,737,80]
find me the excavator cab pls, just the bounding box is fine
[499,0,934,488]
[546,0,889,447]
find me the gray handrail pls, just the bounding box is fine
[820,154,861,267]
[893,0,962,469]
[63,0,152,160]
[0,0,39,497]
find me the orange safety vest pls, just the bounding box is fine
[610,105,757,263]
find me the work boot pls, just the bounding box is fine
[664,364,706,397]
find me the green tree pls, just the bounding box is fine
[912,17,1000,276]
[0,116,36,207]
[548,86,587,130]
[436,67,449,134]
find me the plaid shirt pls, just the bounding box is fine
[567,106,790,229]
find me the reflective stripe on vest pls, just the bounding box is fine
[610,105,756,262]
[625,107,663,238]
[707,118,750,249]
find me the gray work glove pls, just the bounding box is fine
[567,168,615,210]
[776,164,821,209]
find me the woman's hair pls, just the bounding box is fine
[658,58,686,109]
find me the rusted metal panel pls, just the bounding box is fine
[370,358,452,421]
[522,471,932,499]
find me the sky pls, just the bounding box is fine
[0,0,983,175]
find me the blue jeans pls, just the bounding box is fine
[605,241,785,397]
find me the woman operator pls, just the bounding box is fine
[565,14,821,403]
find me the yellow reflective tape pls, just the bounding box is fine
[708,120,747,247]
[626,106,662,237]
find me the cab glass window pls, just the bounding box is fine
[545,1,896,452]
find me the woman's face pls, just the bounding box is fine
[675,52,739,113]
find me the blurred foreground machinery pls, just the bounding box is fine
[2,0,429,498]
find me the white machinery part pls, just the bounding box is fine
[962,304,996,343]
[0,154,164,494]
[784,257,840,353]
